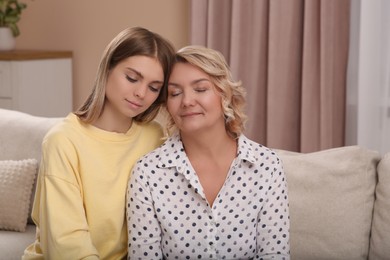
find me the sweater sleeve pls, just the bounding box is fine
[32,131,99,260]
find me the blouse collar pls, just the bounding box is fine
[156,132,258,171]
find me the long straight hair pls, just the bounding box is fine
[75,27,175,123]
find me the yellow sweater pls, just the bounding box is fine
[23,113,164,260]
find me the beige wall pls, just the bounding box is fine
[16,0,190,109]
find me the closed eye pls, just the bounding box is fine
[169,90,182,97]
[149,85,161,93]
[195,88,207,93]
[126,75,137,83]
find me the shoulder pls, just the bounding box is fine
[131,146,161,179]
[135,141,164,163]
[237,136,285,182]
[42,113,85,148]
[132,134,180,169]
[137,120,163,136]
[135,121,164,140]
[134,121,164,150]
[238,135,282,163]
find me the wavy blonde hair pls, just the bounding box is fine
[75,27,175,124]
[166,45,247,139]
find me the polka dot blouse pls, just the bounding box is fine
[126,133,290,260]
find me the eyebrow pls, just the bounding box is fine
[168,78,210,88]
[126,67,164,84]
[126,68,143,78]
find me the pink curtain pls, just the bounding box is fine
[190,0,350,152]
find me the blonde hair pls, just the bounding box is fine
[75,27,175,123]
[166,45,247,139]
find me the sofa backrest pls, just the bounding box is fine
[276,146,382,260]
[0,109,62,162]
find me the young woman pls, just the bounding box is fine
[127,45,290,259]
[23,27,175,260]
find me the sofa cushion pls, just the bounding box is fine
[0,109,61,162]
[0,159,38,232]
[276,146,380,260]
[369,152,390,259]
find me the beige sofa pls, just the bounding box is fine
[0,108,389,260]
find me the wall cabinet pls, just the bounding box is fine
[0,50,72,117]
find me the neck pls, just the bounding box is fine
[92,106,133,133]
[180,129,237,160]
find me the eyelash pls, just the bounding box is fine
[126,75,160,93]
[126,75,137,83]
[149,86,160,93]
[170,92,181,97]
[169,88,207,97]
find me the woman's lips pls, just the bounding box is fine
[181,112,202,117]
[125,99,142,109]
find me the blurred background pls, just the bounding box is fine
[6,0,390,154]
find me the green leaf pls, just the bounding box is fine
[8,22,19,37]
[0,0,26,37]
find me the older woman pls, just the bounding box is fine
[127,45,290,259]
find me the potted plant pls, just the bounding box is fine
[0,0,27,50]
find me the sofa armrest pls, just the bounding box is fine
[370,152,390,259]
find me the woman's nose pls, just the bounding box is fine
[134,84,147,99]
[181,91,195,107]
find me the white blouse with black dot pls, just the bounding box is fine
[126,133,290,260]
